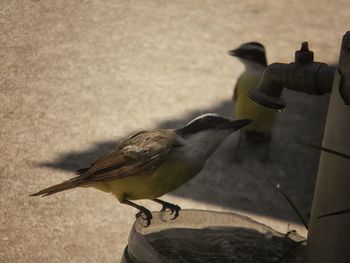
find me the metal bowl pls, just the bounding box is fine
[121,209,305,263]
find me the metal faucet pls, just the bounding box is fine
[248,42,336,110]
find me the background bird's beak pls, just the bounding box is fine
[221,119,252,130]
[228,48,241,57]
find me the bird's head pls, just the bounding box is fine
[228,42,267,67]
[176,113,251,160]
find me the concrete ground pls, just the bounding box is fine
[1,0,349,262]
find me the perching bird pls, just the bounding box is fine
[31,114,251,226]
[228,42,277,143]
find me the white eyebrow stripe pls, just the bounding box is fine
[185,113,219,126]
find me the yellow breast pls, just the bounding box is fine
[235,75,277,133]
[90,155,203,201]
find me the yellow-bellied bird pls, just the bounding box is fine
[31,114,251,226]
[229,42,277,143]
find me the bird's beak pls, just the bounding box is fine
[228,48,241,57]
[220,119,252,130]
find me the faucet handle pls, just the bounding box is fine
[295,42,314,64]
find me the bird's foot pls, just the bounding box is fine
[153,199,181,220]
[160,203,181,220]
[135,207,153,227]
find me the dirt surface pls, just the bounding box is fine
[1,1,349,262]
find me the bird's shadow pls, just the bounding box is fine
[40,101,232,172]
[39,90,329,224]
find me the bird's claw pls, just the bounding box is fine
[135,208,153,227]
[160,204,181,220]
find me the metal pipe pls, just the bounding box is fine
[305,32,350,263]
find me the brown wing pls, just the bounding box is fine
[75,129,177,183]
[30,129,177,197]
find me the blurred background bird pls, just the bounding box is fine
[228,42,278,161]
[31,114,251,226]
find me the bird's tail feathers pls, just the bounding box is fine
[75,167,89,175]
[30,178,79,197]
